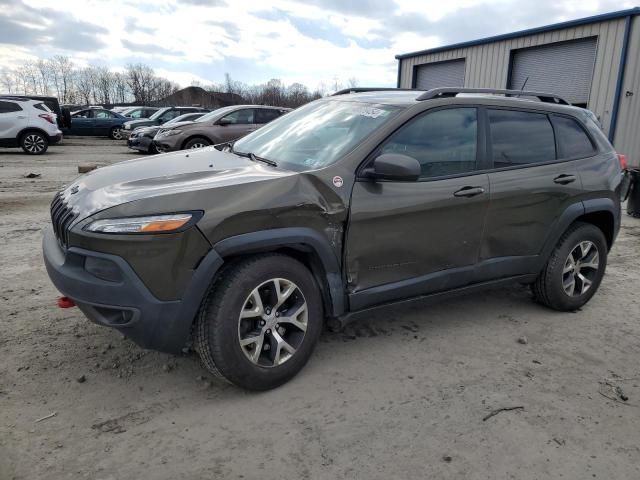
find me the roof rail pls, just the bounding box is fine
[332,87,416,96]
[416,87,571,105]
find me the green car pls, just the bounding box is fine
[44,87,624,390]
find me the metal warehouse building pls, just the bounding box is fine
[395,7,640,165]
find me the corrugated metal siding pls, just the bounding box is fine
[398,18,627,136]
[415,59,465,90]
[613,15,640,166]
[508,37,597,104]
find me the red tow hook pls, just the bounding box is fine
[57,296,76,308]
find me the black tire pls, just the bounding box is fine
[109,126,123,140]
[20,131,48,155]
[148,143,158,154]
[532,222,607,311]
[184,137,210,149]
[196,254,323,390]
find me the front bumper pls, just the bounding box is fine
[42,226,223,353]
[127,135,153,152]
[153,137,179,153]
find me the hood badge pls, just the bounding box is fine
[70,185,80,195]
[332,176,344,188]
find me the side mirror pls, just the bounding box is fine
[370,153,420,181]
[217,118,231,126]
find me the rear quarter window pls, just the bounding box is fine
[552,115,596,159]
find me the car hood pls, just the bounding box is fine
[125,119,157,129]
[61,148,295,224]
[158,120,197,132]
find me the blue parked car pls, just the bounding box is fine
[63,108,130,139]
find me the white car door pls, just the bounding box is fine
[0,100,28,140]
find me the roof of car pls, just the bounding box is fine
[327,88,576,112]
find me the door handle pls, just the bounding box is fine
[17,115,27,119]
[453,186,485,197]
[554,174,577,185]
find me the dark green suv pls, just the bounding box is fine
[43,88,625,390]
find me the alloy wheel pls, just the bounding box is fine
[237,278,308,367]
[112,128,123,140]
[562,241,600,296]
[23,134,45,153]
[190,142,207,149]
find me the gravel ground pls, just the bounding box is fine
[1,137,640,480]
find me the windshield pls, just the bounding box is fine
[232,99,401,171]
[149,108,169,121]
[196,106,233,123]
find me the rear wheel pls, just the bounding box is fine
[184,137,210,149]
[109,126,123,140]
[532,222,607,311]
[195,254,323,390]
[20,131,48,155]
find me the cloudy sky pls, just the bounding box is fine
[0,0,635,90]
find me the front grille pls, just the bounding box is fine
[50,192,77,248]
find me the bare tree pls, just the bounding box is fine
[35,59,50,95]
[76,67,97,104]
[347,77,359,88]
[0,68,14,93]
[49,56,74,102]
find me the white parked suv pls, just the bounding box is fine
[0,97,63,154]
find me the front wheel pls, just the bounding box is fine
[532,222,608,311]
[109,126,123,140]
[184,137,210,149]
[195,254,323,390]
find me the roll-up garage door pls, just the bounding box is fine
[509,37,597,106]
[414,59,465,90]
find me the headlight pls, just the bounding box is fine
[159,129,181,137]
[84,213,195,234]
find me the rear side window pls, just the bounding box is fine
[380,107,478,179]
[221,108,255,125]
[0,101,22,113]
[489,110,555,167]
[255,109,281,124]
[552,115,596,159]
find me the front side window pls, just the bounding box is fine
[489,109,555,167]
[72,109,90,118]
[95,110,115,119]
[221,109,255,124]
[129,109,144,118]
[553,115,596,159]
[232,99,401,171]
[380,108,478,179]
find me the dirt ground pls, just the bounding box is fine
[1,137,640,480]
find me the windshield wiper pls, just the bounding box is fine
[234,150,278,167]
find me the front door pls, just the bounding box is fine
[345,107,490,310]
[218,108,257,142]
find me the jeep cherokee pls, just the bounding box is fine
[43,87,625,390]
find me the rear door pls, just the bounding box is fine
[255,108,283,129]
[0,100,26,140]
[480,108,582,276]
